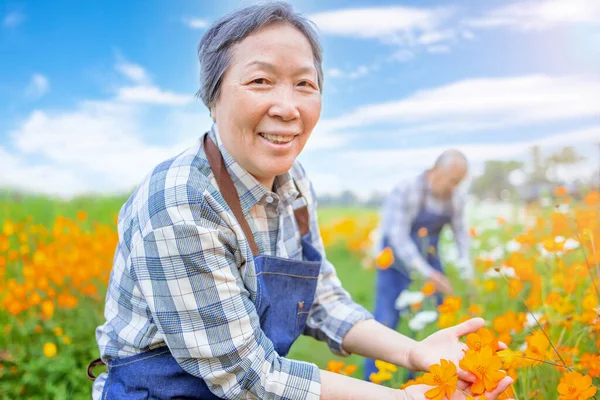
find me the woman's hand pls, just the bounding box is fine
[402,375,514,399]
[407,318,507,382]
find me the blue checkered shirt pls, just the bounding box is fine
[378,175,472,278]
[93,125,372,400]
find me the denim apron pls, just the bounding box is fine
[363,174,452,380]
[87,135,322,399]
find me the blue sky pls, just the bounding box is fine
[1,0,599,197]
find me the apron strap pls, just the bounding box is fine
[203,134,310,255]
[87,358,105,381]
[204,135,260,256]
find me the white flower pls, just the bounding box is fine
[484,266,517,279]
[563,238,579,251]
[395,291,424,310]
[540,197,551,207]
[519,342,528,352]
[557,203,570,214]
[525,312,544,328]
[408,311,438,332]
[538,244,563,258]
[505,239,521,253]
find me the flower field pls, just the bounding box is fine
[0,190,598,399]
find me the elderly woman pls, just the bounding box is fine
[88,3,512,399]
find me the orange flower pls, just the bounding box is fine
[466,328,499,353]
[583,191,600,207]
[418,227,428,237]
[555,186,568,196]
[376,247,394,270]
[557,371,596,400]
[422,359,458,400]
[326,360,344,374]
[459,347,506,395]
[438,312,456,328]
[76,210,88,222]
[422,282,436,296]
[343,364,357,376]
[438,296,462,313]
[524,330,550,366]
[468,304,483,316]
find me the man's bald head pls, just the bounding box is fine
[428,149,469,200]
[434,149,469,171]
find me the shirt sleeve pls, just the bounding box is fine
[300,177,373,356]
[129,189,321,400]
[386,183,435,278]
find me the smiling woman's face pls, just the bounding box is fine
[212,22,322,189]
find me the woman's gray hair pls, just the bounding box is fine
[196,1,324,111]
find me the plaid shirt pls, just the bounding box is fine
[378,174,472,278]
[94,125,372,400]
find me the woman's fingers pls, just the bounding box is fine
[449,317,485,338]
[484,376,514,399]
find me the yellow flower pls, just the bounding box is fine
[43,342,57,358]
[375,360,398,373]
[422,359,458,400]
[557,371,596,400]
[369,370,393,384]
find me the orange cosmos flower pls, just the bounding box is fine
[422,359,458,400]
[376,247,394,270]
[524,330,550,365]
[438,296,462,313]
[459,347,506,395]
[326,360,344,374]
[422,282,436,296]
[557,371,597,400]
[466,328,499,353]
[555,186,568,196]
[583,191,600,207]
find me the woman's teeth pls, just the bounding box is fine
[260,133,295,144]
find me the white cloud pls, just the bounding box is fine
[116,86,193,106]
[318,75,600,134]
[116,62,150,84]
[1,58,212,197]
[310,6,457,53]
[3,11,25,28]
[326,65,373,80]
[182,17,209,29]
[303,126,600,195]
[25,74,50,99]
[465,0,600,30]
[6,100,209,197]
[310,6,453,41]
[427,45,451,54]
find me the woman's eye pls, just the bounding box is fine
[298,80,317,90]
[251,78,268,85]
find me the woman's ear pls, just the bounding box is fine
[210,106,217,122]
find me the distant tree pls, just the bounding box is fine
[471,160,524,200]
[546,146,585,183]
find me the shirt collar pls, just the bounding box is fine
[209,124,299,214]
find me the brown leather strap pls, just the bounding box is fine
[205,135,260,256]
[294,205,310,237]
[204,134,311,252]
[87,358,105,381]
